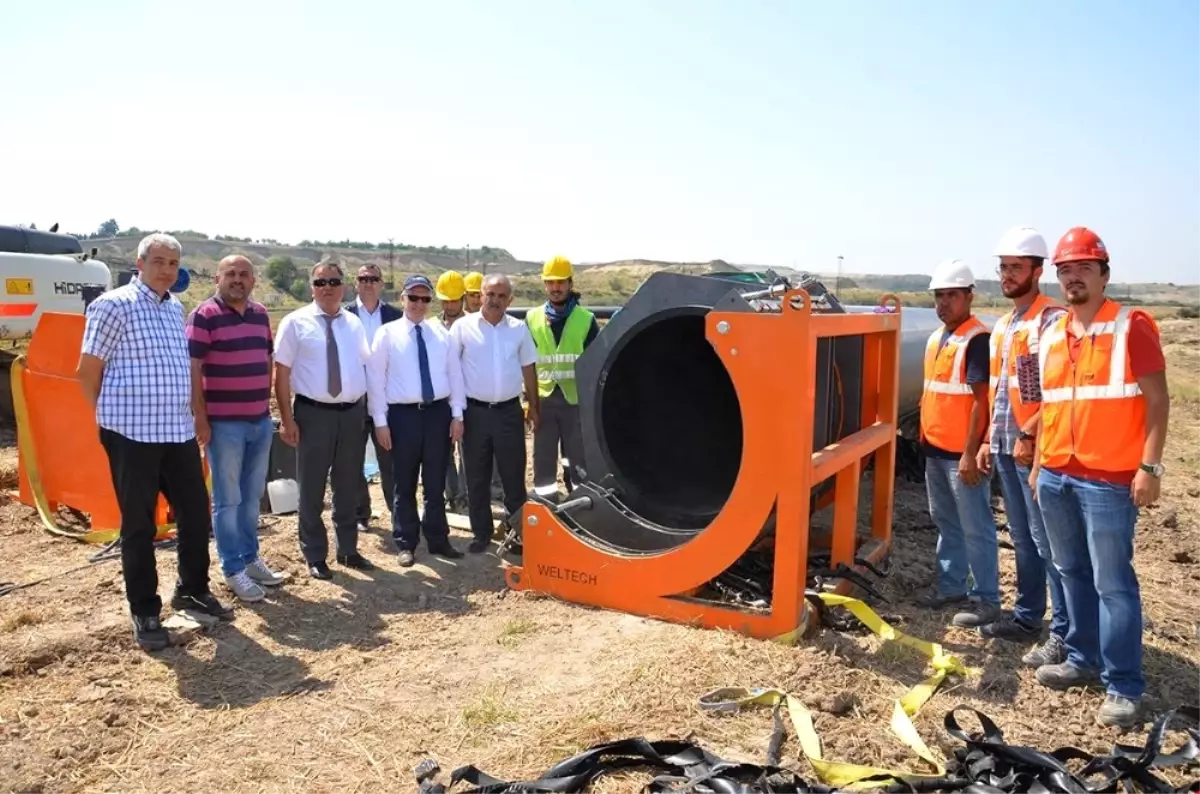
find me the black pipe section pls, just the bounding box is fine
[506,306,620,320]
[0,225,84,256]
[559,271,864,555]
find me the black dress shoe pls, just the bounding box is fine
[336,553,375,571]
[308,561,333,580]
[468,539,490,554]
[427,544,464,559]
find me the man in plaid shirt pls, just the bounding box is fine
[976,227,1067,663]
[78,233,234,651]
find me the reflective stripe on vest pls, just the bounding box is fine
[527,305,594,405]
[987,293,1058,430]
[920,315,989,453]
[1036,300,1152,473]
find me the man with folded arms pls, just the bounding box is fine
[346,263,401,530]
[450,274,539,553]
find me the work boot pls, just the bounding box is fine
[979,615,1042,641]
[130,614,170,652]
[1035,662,1102,690]
[171,590,235,621]
[916,592,969,609]
[951,602,1002,629]
[1022,634,1067,668]
[1096,694,1142,728]
[223,570,266,603]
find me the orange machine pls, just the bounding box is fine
[507,272,924,641]
[15,312,174,542]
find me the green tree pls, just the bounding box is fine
[97,218,119,237]
[265,256,299,293]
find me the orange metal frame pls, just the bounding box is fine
[16,313,174,531]
[507,289,903,641]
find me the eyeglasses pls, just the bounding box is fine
[312,278,343,288]
[996,264,1030,276]
[406,294,432,304]
[357,275,381,284]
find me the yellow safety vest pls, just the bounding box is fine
[527,305,593,405]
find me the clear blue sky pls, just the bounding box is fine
[4,0,1197,283]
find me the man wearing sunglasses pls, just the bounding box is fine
[346,264,402,531]
[274,261,375,580]
[367,274,467,566]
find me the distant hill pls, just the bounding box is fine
[78,230,1199,312]
[823,271,1198,302]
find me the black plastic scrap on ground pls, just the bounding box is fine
[414,704,1199,793]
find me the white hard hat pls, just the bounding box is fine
[928,258,976,290]
[993,226,1049,259]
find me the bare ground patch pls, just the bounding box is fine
[0,322,1196,793]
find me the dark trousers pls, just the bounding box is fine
[294,396,365,563]
[533,387,584,496]
[388,399,452,551]
[446,440,467,506]
[357,417,395,522]
[99,428,212,618]
[463,398,527,541]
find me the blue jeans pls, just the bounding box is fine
[1036,467,1144,699]
[925,456,1000,605]
[207,416,274,576]
[994,453,1067,637]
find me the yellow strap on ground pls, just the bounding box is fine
[11,355,177,545]
[699,592,976,790]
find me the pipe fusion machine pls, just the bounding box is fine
[507,272,941,640]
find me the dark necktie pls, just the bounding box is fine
[414,324,435,403]
[322,314,342,398]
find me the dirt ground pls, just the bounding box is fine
[0,320,1197,794]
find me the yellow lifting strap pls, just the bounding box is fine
[11,355,183,545]
[699,592,976,790]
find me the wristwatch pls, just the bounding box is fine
[1018,431,1035,441]
[1140,462,1165,478]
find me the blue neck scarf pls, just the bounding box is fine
[544,293,580,323]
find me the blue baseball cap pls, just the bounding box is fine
[403,274,433,292]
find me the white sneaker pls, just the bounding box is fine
[245,558,288,587]
[224,570,265,603]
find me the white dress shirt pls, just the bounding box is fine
[275,303,370,403]
[367,316,466,425]
[450,311,538,403]
[355,296,385,343]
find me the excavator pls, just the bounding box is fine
[0,224,112,420]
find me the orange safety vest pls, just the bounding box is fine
[1037,299,1154,473]
[988,293,1059,432]
[920,315,990,454]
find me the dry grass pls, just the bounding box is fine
[0,322,1196,793]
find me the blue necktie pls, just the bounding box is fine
[414,324,435,403]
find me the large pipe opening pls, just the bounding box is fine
[599,313,742,529]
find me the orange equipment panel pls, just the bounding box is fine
[506,289,903,642]
[16,312,173,538]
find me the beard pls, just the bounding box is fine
[1064,284,1089,305]
[1002,275,1034,299]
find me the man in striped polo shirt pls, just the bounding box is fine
[187,255,288,602]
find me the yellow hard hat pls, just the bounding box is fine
[436,270,466,301]
[463,271,484,293]
[543,255,574,281]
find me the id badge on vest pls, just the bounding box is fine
[1014,353,1041,404]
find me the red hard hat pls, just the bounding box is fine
[1053,226,1109,265]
